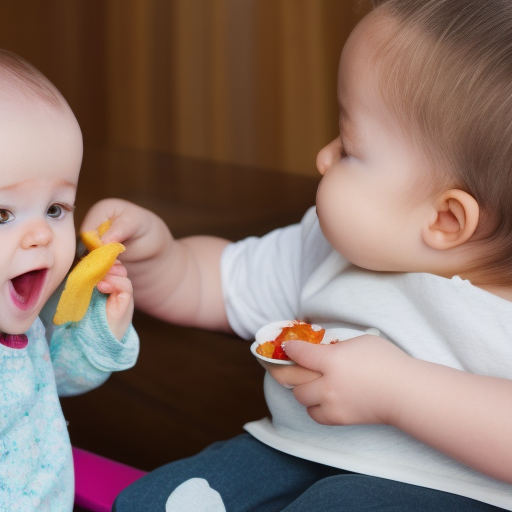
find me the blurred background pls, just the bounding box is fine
[0,0,367,177]
[0,0,369,478]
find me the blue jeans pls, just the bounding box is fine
[112,434,506,512]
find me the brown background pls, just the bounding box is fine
[0,0,369,478]
[0,0,367,176]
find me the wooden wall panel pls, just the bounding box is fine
[0,0,368,176]
[0,0,108,147]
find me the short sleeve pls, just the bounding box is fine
[221,207,327,339]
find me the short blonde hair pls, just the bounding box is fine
[0,49,64,107]
[367,0,512,285]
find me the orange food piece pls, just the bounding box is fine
[256,342,276,359]
[275,323,325,344]
[256,321,325,360]
[53,220,124,325]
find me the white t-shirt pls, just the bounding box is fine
[221,207,512,510]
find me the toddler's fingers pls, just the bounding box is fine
[266,364,321,389]
[283,340,328,372]
[81,198,139,244]
[107,291,133,314]
[97,274,133,296]
[106,291,133,316]
[80,199,118,233]
[106,261,128,278]
[292,375,323,406]
[106,292,134,340]
[96,280,114,295]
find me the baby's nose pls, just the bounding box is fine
[21,218,53,249]
[316,136,342,175]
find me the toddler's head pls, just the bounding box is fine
[0,49,82,334]
[317,0,512,285]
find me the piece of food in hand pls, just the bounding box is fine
[53,221,124,325]
[80,220,112,252]
[256,321,325,360]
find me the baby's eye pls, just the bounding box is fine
[0,209,14,224]
[47,203,74,219]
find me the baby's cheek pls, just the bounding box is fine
[61,234,77,272]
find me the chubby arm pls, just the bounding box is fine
[273,336,512,484]
[81,198,231,332]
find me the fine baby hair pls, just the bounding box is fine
[370,0,512,284]
[0,48,64,106]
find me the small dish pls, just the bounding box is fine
[250,339,296,365]
[250,320,381,367]
[251,320,327,366]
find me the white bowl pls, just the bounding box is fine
[250,320,381,367]
[250,339,296,365]
[251,320,325,366]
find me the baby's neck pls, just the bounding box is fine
[443,267,512,302]
[475,283,512,302]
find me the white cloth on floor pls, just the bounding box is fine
[166,478,226,512]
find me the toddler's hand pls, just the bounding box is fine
[81,198,170,264]
[83,198,229,329]
[262,360,321,389]
[97,261,134,340]
[283,334,410,427]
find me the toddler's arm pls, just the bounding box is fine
[280,336,512,484]
[81,198,231,332]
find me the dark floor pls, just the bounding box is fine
[62,146,319,479]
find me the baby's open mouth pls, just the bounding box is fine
[10,269,48,311]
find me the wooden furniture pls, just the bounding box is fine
[63,147,319,478]
[0,0,362,176]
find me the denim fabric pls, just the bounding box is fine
[112,434,505,512]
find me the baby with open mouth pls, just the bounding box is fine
[9,268,48,310]
[0,49,139,511]
[1,270,48,349]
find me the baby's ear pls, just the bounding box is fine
[423,189,479,250]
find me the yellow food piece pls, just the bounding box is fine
[97,220,112,237]
[81,220,112,252]
[54,220,124,325]
[54,242,125,325]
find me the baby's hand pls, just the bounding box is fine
[96,261,134,340]
[81,198,170,264]
[283,334,411,427]
[262,359,321,389]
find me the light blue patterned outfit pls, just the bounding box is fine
[0,288,139,512]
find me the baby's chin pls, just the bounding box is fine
[0,312,40,336]
[0,294,51,335]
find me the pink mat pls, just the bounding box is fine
[73,447,147,512]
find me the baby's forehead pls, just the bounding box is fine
[0,87,70,135]
[337,13,399,111]
[338,11,397,92]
